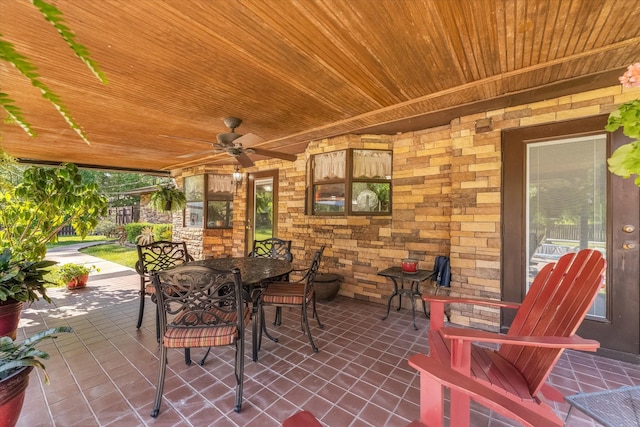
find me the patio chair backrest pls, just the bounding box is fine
[248,237,293,262]
[499,249,606,396]
[136,240,194,275]
[152,265,247,337]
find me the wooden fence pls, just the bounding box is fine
[57,206,139,237]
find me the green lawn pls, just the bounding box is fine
[45,235,137,269]
[79,244,138,269]
[46,235,114,248]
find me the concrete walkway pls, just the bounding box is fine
[46,241,137,281]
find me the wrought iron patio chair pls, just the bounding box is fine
[258,246,325,355]
[248,237,294,325]
[150,265,249,417]
[135,240,194,339]
[248,237,293,262]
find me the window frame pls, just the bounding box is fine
[182,174,234,229]
[308,148,392,216]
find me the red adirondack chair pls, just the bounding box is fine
[408,249,606,427]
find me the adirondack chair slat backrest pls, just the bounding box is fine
[497,249,606,396]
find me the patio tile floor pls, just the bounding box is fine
[15,263,640,426]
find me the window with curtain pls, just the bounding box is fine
[183,174,234,228]
[206,174,233,228]
[309,149,392,215]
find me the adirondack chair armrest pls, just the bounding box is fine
[425,295,521,331]
[408,353,562,427]
[440,327,600,351]
[422,294,521,310]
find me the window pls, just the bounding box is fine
[183,174,234,228]
[309,149,392,215]
[206,174,233,228]
[184,175,204,227]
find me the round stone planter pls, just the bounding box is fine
[315,273,342,301]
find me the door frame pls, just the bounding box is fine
[502,115,640,362]
[245,170,280,255]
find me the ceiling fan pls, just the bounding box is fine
[165,117,296,168]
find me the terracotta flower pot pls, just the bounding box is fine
[0,300,23,340]
[67,274,89,290]
[0,366,33,427]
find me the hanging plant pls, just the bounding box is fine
[606,63,640,187]
[149,185,187,212]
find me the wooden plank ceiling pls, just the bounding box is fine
[0,0,638,175]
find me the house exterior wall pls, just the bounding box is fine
[138,194,172,224]
[171,84,632,331]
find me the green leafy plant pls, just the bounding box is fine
[149,185,187,212]
[606,63,640,187]
[0,248,55,304]
[0,326,73,384]
[0,163,108,261]
[135,226,155,246]
[0,0,107,143]
[48,263,98,287]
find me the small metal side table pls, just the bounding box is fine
[378,267,435,330]
[564,385,640,427]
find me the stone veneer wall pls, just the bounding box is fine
[171,84,634,331]
[138,194,172,224]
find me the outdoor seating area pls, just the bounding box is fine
[2,3,640,426]
[15,250,640,426]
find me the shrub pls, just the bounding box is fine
[154,224,173,241]
[125,222,154,244]
[93,218,118,237]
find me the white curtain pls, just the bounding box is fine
[207,174,233,193]
[353,150,391,178]
[313,150,346,180]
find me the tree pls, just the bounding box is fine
[0,163,107,261]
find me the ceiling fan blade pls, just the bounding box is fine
[236,152,254,168]
[234,133,264,146]
[250,148,297,162]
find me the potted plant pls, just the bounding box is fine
[0,160,106,338]
[135,226,155,246]
[0,326,72,427]
[49,263,98,290]
[0,249,56,339]
[149,185,187,212]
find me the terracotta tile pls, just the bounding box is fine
[16,273,640,427]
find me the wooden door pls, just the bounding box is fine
[502,115,640,361]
